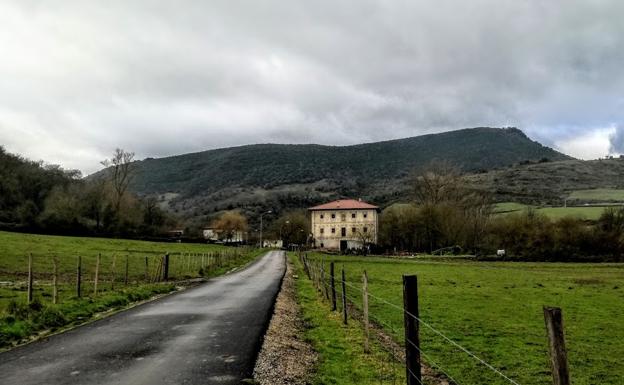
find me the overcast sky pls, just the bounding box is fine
[1,1,623,175]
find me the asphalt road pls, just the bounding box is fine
[0,250,286,385]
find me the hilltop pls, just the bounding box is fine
[114,127,570,225]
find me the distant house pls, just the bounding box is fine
[203,228,246,244]
[308,199,380,252]
[263,239,284,248]
[167,229,184,238]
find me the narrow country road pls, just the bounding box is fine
[0,250,286,385]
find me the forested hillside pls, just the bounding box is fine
[115,127,570,225]
[0,146,79,226]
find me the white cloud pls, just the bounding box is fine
[554,127,615,160]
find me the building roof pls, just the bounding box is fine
[308,199,379,211]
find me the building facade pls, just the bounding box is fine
[309,199,379,251]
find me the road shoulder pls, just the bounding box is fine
[253,256,317,385]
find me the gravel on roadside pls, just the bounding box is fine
[253,259,317,385]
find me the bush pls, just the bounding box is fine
[36,306,67,328]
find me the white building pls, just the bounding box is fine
[309,199,379,252]
[203,228,246,243]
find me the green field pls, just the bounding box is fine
[0,231,262,348]
[568,189,624,201]
[304,253,624,385]
[494,202,609,220]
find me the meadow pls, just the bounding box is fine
[568,188,624,201]
[305,253,624,385]
[494,202,609,220]
[0,231,262,348]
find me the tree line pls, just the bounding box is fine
[378,161,624,261]
[0,147,174,237]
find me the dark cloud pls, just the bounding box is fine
[0,0,623,173]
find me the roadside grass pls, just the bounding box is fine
[292,253,406,385]
[306,253,624,385]
[0,283,174,348]
[568,188,624,201]
[0,230,263,349]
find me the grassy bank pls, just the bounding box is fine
[0,230,263,349]
[305,253,624,385]
[292,253,405,385]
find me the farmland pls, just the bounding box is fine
[0,231,262,348]
[493,202,610,220]
[303,253,624,385]
[568,188,624,201]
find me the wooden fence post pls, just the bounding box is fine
[52,256,59,304]
[27,253,34,303]
[93,253,101,296]
[403,275,421,385]
[111,255,116,290]
[341,268,347,325]
[144,256,149,281]
[321,263,328,300]
[76,255,82,298]
[163,252,169,280]
[363,270,370,353]
[124,254,130,286]
[330,262,337,311]
[544,307,571,385]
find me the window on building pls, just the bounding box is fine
[363,227,368,233]
[341,214,346,221]
[341,227,346,237]
[320,214,324,219]
[352,227,356,233]
[363,213,368,218]
[351,213,356,218]
[331,228,336,233]
[331,213,336,219]
[320,228,324,234]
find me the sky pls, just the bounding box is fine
[1,1,623,175]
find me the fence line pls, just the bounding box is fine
[300,254,530,385]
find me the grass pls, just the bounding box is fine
[0,230,263,348]
[291,253,406,385]
[305,253,624,385]
[568,189,624,201]
[536,206,607,220]
[494,202,608,220]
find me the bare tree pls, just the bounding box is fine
[411,160,462,205]
[355,227,376,254]
[101,149,135,214]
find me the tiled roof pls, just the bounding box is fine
[308,199,378,211]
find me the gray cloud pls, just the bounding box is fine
[1,0,623,173]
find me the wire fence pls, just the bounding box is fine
[298,252,541,385]
[1,248,254,306]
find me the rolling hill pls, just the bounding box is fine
[114,127,571,225]
[466,158,624,204]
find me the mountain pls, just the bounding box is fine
[116,127,571,225]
